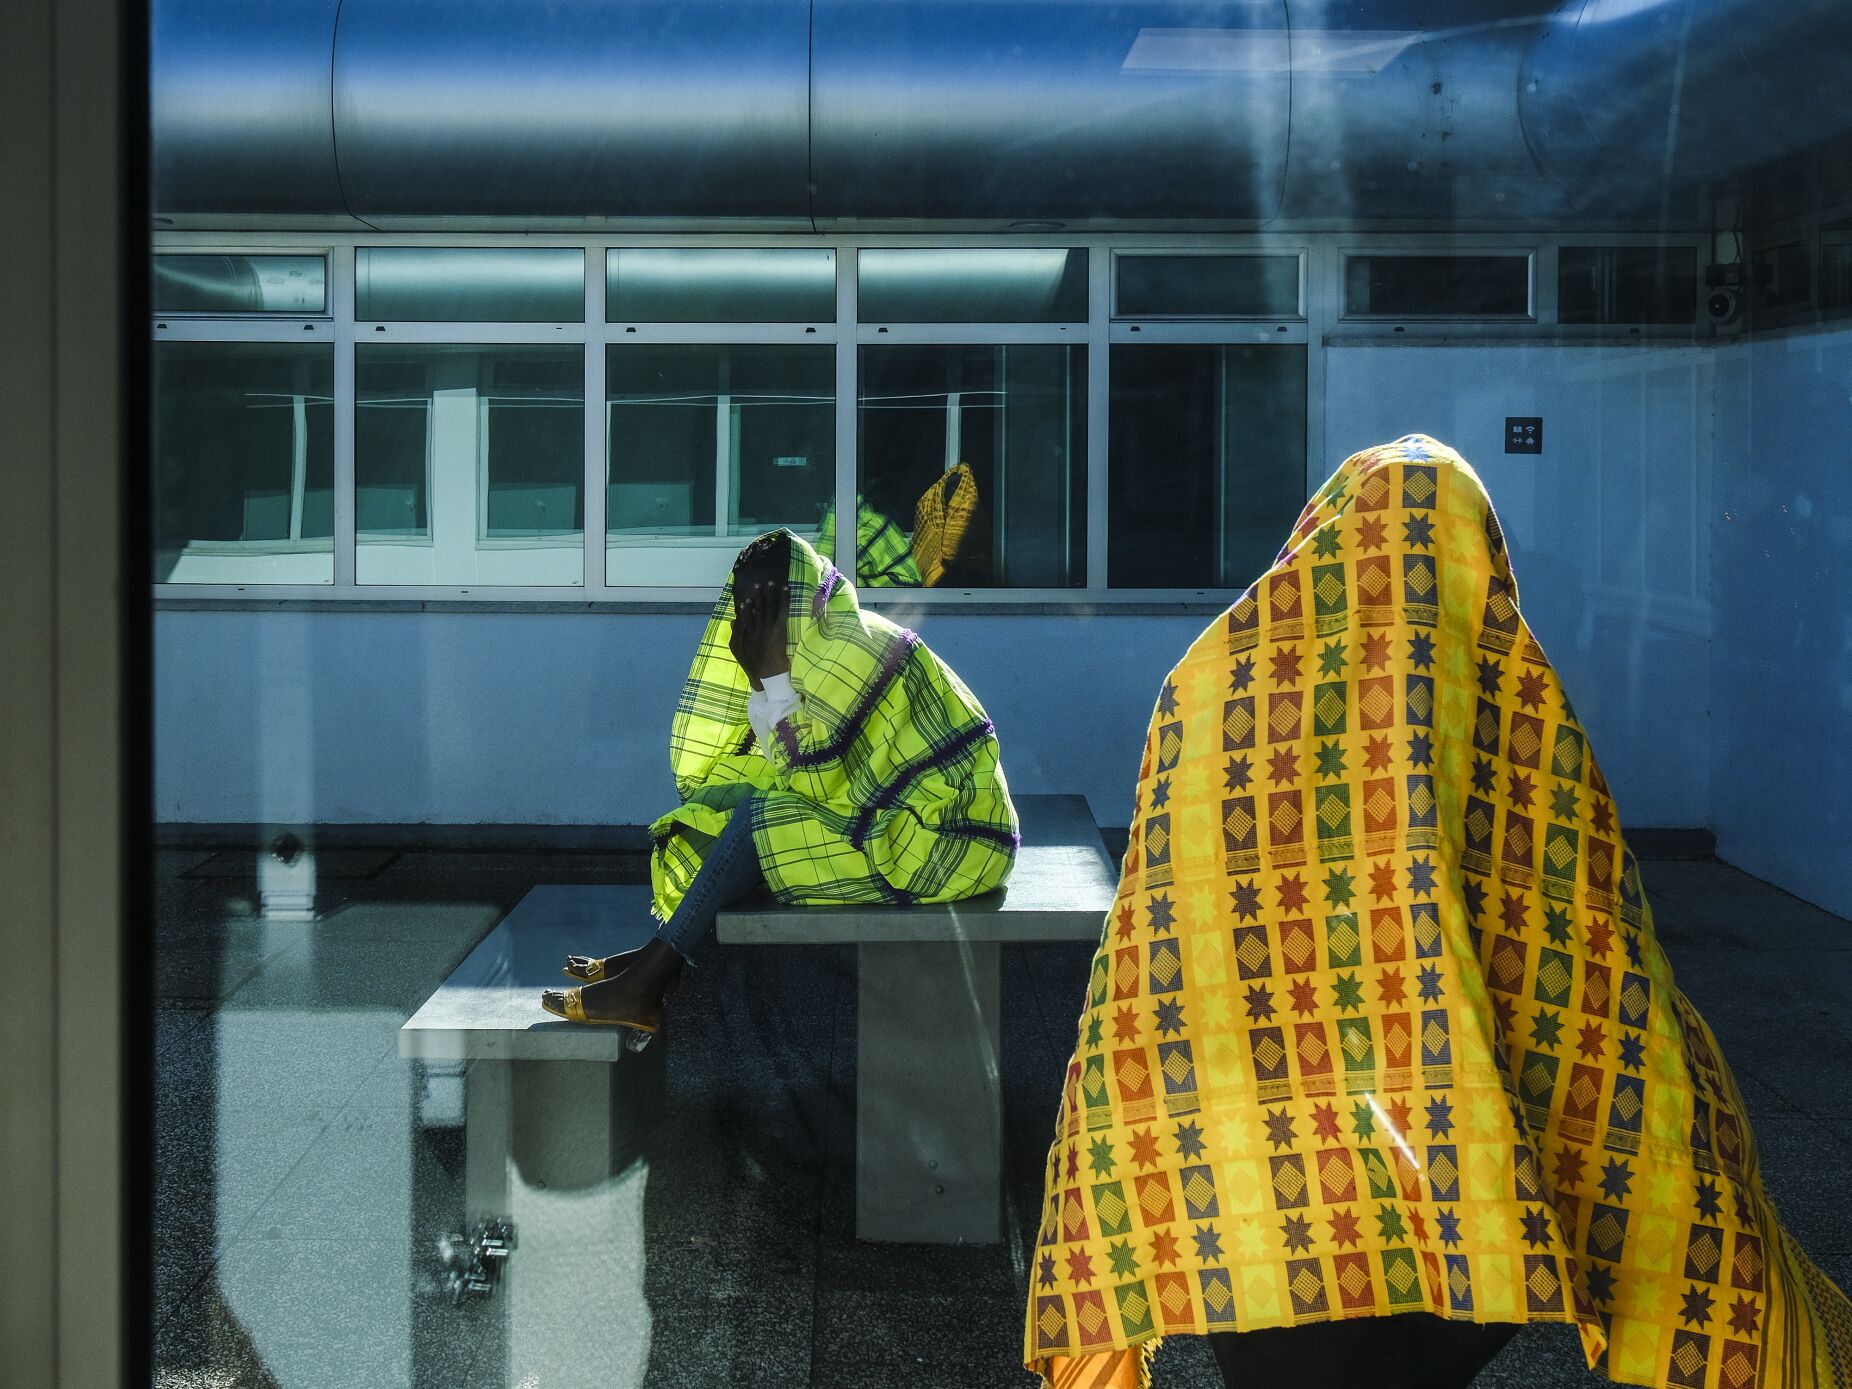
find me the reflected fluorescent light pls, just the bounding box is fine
[1124,24,1527,74]
[608,247,834,291]
[862,248,1071,283]
[1581,0,1682,25]
[859,249,1074,316]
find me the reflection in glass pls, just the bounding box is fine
[1558,246,1697,324]
[1752,241,1813,313]
[153,254,327,314]
[1343,254,1531,318]
[153,342,334,583]
[356,345,584,585]
[606,344,833,586]
[607,248,836,323]
[858,345,1085,588]
[1109,344,1306,588]
[1116,254,1301,318]
[858,249,1087,323]
[817,495,923,588]
[356,248,585,322]
[1824,223,1852,310]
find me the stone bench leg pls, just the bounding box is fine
[463,1053,664,1385]
[856,939,1002,1244]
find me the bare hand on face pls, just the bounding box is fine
[728,580,791,690]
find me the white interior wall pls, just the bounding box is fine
[1709,325,1852,918]
[1324,341,1715,830]
[153,607,1209,831]
[157,333,1852,918]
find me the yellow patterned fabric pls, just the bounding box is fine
[911,462,980,588]
[1026,438,1851,1389]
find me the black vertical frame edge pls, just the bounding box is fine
[121,0,155,1379]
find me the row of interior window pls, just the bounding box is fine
[152,245,1733,325]
[153,340,1306,591]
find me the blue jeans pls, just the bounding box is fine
[654,797,765,964]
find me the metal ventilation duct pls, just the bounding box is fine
[149,0,1852,229]
[152,0,345,220]
[810,0,1291,226]
[1519,0,1852,212]
[333,0,811,225]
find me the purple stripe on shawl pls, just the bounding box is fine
[775,718,802,763]
[812,565,843,619]
[848,720,997,851]
[781,627,919,770]
[933,820,1022,852]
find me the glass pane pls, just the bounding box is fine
[1558,246,1697,324]
[1108,343,1306,588]
[1116,254,1300,318]
[857,248,1087,323]
[606,344,834,586]
[1752,240,1813,313]
[607,247,836,322]
[858,345,1085,588]
[356,344,584,584]
[153,341,334,583]
[1823,221,1852,310]
[355,248,585,322]
[1342,254,1531,318]
[153,254,327,314]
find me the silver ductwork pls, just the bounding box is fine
[810,0,1291,226]
[1519,0,1852,211]
[152,0,346,220]
[334,0,811,225]
[151,0,1852,230]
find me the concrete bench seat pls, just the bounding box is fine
[716,793,1116,1244]
[399,886,665,1375]
[399,792,1115,1274]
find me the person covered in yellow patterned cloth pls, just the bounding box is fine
[1025,437,1852,1389]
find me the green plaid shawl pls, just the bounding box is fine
[648,531,1017,920]
[815,496,923,588]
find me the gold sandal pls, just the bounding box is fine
[561,944,647,983]
[538,987,658,1052]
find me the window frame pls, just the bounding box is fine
[149,229,1715,608]
[151,250,333,318]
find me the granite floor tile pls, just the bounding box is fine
[810,1289,1032,1386]
[155,942,286,1003]
[243,1106,461,1245]
[155,1238,485,1389]
[299,898,504,948]
[1651,887,1852,954]
[146,849,1852,1388]
[223,935,483,1015]
[158,1000,214,1059]
[1749,1112,1852,1253]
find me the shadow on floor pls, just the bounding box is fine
[152,848,1852,1388]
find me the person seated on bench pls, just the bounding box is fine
[1023,436,1852,1389]
[541,528,1020,1044]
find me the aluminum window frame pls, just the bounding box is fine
[352,333,590,588]
[150,248,334,319]
[153,229,1708,608]
[1110,247,1307,322]
[1338,241,1538,325]
[1547,230,1711,340]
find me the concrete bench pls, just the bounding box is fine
[400,886,664,1375]
[716,793,1116,1244]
